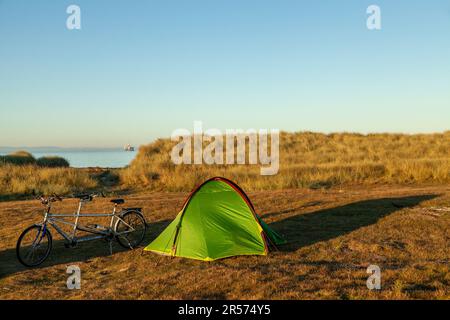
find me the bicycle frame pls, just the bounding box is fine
[41,199,136,244]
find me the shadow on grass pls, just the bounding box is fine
[0,193,35,202]
[269,194,438,252]
[0,219,171,280]
[0,194,439,279]
[260,201,326,220]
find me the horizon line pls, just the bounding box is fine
[0,129,449,149]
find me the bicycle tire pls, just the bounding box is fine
[16,224,52,267]
[115,210,147,249]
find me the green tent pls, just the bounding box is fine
[145,177,285,261]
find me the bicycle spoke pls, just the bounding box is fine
[18,225,50,266]
[115,211,145,249]
[25,247,34,261]
[118,217,135,231]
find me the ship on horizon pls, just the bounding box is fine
[124,144,135,152]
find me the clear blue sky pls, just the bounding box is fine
[1,0,449,147]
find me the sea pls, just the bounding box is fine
[0,147,137,168]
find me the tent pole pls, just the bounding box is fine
[171,224,181,256]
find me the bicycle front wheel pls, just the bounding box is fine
[16,224,52,267]
[115,210,147,249]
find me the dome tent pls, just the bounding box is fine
[145,177,285,261]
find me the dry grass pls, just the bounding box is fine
[0,165,97,200]
[0,150,75,199]
[1,132,448,200]
[1,133,448,299]
[120,132,450,191]
[0,185,448,299]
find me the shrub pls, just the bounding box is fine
[0,150,36,166]
[10,151,33,157]
[36,156,70,168]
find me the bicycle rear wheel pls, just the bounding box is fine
[16,224,52,267]
[115,210,147,249]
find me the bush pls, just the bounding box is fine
[36,156,70,168]
[10,151,33,157]
[0,150,36,166]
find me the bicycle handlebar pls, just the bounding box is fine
[37,192,105,205]
[92,192,106,198]
[53,193,63,201]
[37,193,63,205]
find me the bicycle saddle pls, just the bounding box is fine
[74,194,93,201]
[111,198,125,205]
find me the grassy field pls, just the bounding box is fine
[1,132,449,200]
[120,131,450,191]
[0,165,98,201]
[0,132,449,299]
[0,151,95,200]
[0,184,448,299]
